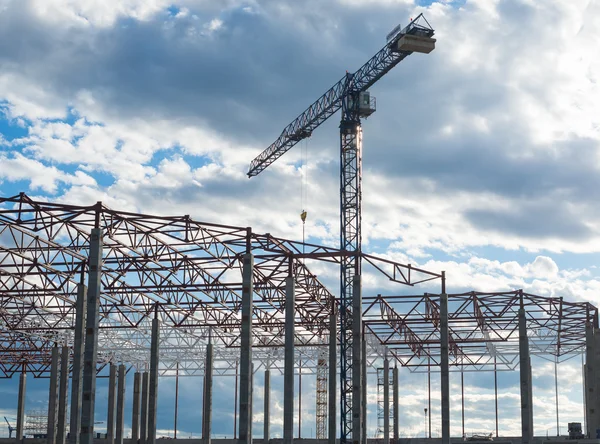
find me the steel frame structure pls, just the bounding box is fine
[0,193,440,378]
[363,291,598,372]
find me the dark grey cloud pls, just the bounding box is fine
[465,199,593,240]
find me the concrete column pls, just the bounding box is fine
[132,372,141,444]
[250,363,255,440]
[81,228,103,444]
[116,364,126,444]
[140,372,149,444]
[69,284,87,444]
[264,370,270,444]
[107,364,117,444]
[47,345,60,444]
[203,340,214,444]
[588,324,595,437]
[283,276,295,444]
[17,370,26,442]
[57,346,70,444]
[352,275,363,444]
[393,367,399,444]
[440,293,450,444]
[328,305,337,444]
[383,358,390,444]
[148,319,160,444]
[519,308,533,443]
[589,323,600,438]
[239,253,254,444]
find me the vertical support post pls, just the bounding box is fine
[17,369,26,443]
[148,318,160,444]
[284,275,295,444]
[494,357,498,438]
[299,364,302,439]
[427,359,431,439]
[352,275,363,444]
[81,227,103,444]
[264,369,270,444]
[383,357,390,444]
[519,307,533,443]
[57,346,70,444]
[239,251,254,444]
[461,369,465,439]
[132,372,141,444]
[47,345,60,444]
[140,372,149,444]
[329,305,337,444]
[251,363,255,440]
[203,338,213,444]
[174,363,179,439]
[440,292,450,444]
[555,358,559,436]
[234,361,239,440]
[107,364,117,444]
[393,366,399,444]
[69,284,87,444]
[116,364,126,444]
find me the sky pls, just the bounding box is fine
[0,0,599,439]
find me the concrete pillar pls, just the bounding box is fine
[140,372,149,444]
[203,340,214,444]
[264,370,270,444]
[383,358,390,444]
[328,305,337,444]
[393,366,399,444]
[107,364,117,444]
[132,372,141,444]
[57,346,70,444]
[239,253,254,444]
[148,318,160,444]
[116,364,126,444]
[17,370,26,442]
[519,308,533,443]
[440,293,450,444]
[81,228,103,444]
[47,345,60,444]
[352,275,363,444]
[69,284,87,444]
[588,323,600,438]
[283,276,295,444]
[250,363,255,440]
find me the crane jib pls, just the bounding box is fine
[247,16,434,178]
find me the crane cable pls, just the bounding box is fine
[300,138,309,257]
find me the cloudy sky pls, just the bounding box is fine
[0,0,598,439]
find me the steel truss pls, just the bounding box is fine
[363,291,598,372]
[0,193,440,377]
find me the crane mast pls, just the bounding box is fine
[248,15,436,444]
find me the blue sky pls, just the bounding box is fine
[0,0,599,439]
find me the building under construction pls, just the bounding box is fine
[1,13,599,444]
[1,193,598,444]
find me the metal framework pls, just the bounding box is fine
[363,292,598,372]
[0,193,440,377]
[316,356,328,439]
[376,367,393,438]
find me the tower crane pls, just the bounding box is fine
[247,14,436,444]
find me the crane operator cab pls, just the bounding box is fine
[387,14,436,54]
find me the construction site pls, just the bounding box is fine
[0,13,598,444]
